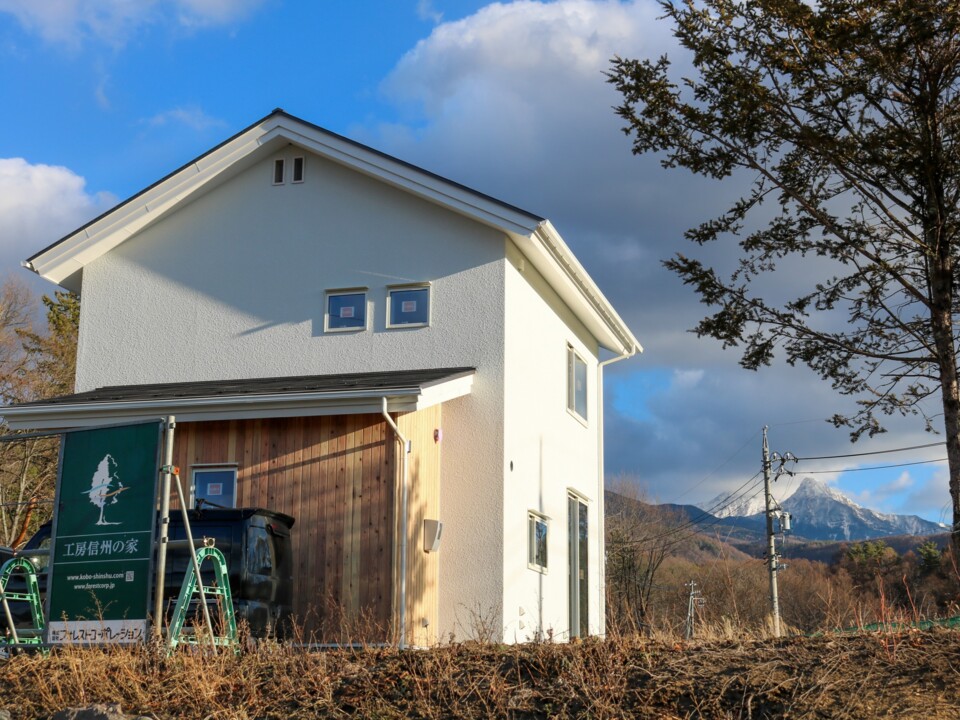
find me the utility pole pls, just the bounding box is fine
[762,427,796,638]
[762,426,781,638]
[684,580,704,639]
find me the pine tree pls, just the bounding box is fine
[609,0,960,553]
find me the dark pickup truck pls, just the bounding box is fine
[1,507,295,639]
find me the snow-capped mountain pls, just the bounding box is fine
[700,477,946,541]
[703,483,795,518]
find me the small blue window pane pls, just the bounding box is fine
[530,517,548,569]
[328,293,366,330]
[574,356,588,419]
[389,287,429,326]
[193,469,236,509]
[568,347,588,421]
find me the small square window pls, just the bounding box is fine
[325,290,367,332]
[273,158,285,185]
[528,512,548,573]
[567,345,588,422]
[387,285,430,328]
[192,467,237,509]
[292,156,305,183]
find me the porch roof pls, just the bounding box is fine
[1,367,476,430]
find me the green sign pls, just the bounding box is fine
[47,421,162,644]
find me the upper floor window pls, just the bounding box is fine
[191,466,237,509]
[387,284,430,328]
[273,159,285,185]
[292,156,305,183]
[567,345,587,422]
[325,289,367,332]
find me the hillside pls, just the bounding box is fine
[699,478,945,542]
[1,633,958,719]
[610,490,952,566]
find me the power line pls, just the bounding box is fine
[623,472,766,548]
[657,474,763,539]
[630,433,946,552]
[799,458,946,474]
[795,441,944,461]
[666,427,761,504]
[654,493,766,552]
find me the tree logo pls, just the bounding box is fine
[83,454,130,526]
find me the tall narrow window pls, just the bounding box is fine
[568,493,589,638]
[567,345,588,421]
[273,158,285,185]
[292,156,305,183]
[191,466,238,509]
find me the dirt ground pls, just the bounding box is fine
[1,630,958,718]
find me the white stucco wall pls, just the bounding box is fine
[502,241,602,642]
[75,148,508,640]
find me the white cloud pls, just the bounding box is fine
[902,467,952,522]
[175,0,265,28]
[0,0,265,46]
[144,106,226,132]
[416,0,443,24]
[672,369,704,390]
[371,0,668,168]
[875,471,916,498]
[0,158,115,277]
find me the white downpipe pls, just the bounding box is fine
[597,349,636,637]
[382,397,410,649]
[154,415,175,638]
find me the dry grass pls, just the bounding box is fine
[1,629,959,719]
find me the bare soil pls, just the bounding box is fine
[1,631,958,719]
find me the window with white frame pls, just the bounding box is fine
[567,345,588,421]
[292,156,305,183]
[387,284,430,328]
[272,158,285,185]
[325,289,367,332]
[191,466,238,509]
[528,512,548,573]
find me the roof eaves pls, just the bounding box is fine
[24,109,545,283]
[25,108,284,267]
[271,110,544,227]
[529,221,642,356]
[1,374,476,430]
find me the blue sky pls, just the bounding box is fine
[0,0,951,523]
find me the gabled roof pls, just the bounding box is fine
[2,367,476,430]
[24,109,641,356]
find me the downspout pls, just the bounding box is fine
[597,346,636,638]
[382,397,410,649]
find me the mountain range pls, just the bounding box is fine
[698,477,945,542]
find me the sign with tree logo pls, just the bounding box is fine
[47,421,162,644]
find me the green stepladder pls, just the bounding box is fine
[0,556,45,646]
[167,546,238,652]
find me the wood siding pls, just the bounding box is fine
[397,404,442,646]
[172,414,395,641]
[169,408,442,645]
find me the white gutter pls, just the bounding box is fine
[532,221,641,357]
[4,386,424,417]
[381,397,410,649]
[596,349,638,638]
[2,372,476,431]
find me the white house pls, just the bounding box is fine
[5,109,641,645]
